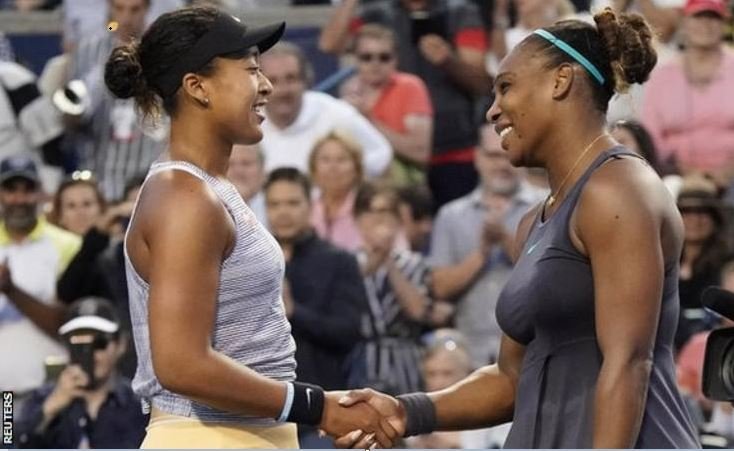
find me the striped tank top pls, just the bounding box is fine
[125,160,296,424]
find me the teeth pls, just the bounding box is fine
[500,126,513,138]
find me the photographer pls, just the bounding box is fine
[14,297,147,448]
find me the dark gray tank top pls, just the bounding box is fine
[495,146,700,448]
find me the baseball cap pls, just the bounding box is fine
[0,155,40,186]
[58,297,120,336]
[684,0,729,17]
[154,12,286,97]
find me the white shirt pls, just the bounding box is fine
[260,91,392,178]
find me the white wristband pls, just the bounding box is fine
[277,382,295,423]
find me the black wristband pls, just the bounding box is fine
[286,382,325,426]
[396,392,436,437]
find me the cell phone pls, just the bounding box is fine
[69,334,96,389]
[44,356,67,383]
[410,10,449,45]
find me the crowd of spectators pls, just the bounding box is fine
[1,0,734,448]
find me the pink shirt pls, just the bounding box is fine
[642,50,734,172]
[310,190,363,252]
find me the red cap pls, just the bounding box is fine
[684,0,730,17]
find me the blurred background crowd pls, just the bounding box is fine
[1,0,734,448]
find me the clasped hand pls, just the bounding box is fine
[320,389,406,448]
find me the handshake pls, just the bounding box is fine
[320,388,409,448]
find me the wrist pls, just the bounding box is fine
[396,392,436,437]
[283,382,325,426]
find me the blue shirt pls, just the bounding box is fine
[14,377,147,448]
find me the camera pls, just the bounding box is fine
[68,333,97,390]
[701,287,734,401]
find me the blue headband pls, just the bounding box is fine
[533,29,605,85]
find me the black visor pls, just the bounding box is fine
[154,12,286,97]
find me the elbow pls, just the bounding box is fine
[153,350,204,396]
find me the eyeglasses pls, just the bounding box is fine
[357,52,394,63]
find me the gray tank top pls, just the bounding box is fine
[125,160,296,424]
[496,147,699,448]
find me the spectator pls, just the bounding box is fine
[309,132,365,252]
[0,155,80,396]
[14,297,147,448]
[610,119,663,174]
[264,167,369,448]
[259,42,392,178]
[320,0,492,208]
[353,182,452,396]
[490,0,574,64]
[676,175,733,349]
[340,24,433,187]
[68,0,166,200]
[407,329,511,449]
[397,184,434,254]
[429,125,545,367]
[642,0,734,187]
[56,175,142,378]
[48,172,107,236]
[227,144,268,226]
[0,61,66,174]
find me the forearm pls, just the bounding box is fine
[429,365,515,431]
[319,0,358,54]
[386,263,429,321]
[441,55,492,96]
[374,122,429,166]
[637,0,679,42]
[156,348,288,419]
[6,286,66,338]
[431,250,486,299]
[592,360,652,448]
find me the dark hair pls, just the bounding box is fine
[397,184,433,220]
[526,8,657,113]
[611,120,660,172]
[104,6,251,118]
[354,182,400,218]
[50,178,107,227]
[264,167,312,201]
[353,23,398,54]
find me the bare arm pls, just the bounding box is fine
[319,0,359,54]
[440,46,493,96]
[429,334,523,430]
[574,161,667,448]
[373,115,432,166]
[431,250,486,300]
[3,285,65,339]
[385,258,430,321]
[137,173,393,442]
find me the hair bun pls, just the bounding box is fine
[104,44,147,100]
[594,7,657,93]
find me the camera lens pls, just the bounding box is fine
[721,341,734,396]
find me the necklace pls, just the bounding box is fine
[546,133,608,208]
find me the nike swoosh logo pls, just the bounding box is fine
[306,388,312,408]
[526,241,541,255]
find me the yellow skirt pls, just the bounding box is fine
[140,408,300,449]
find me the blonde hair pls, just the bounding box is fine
[308,130,364,183]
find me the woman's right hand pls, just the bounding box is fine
[332,389,407,448]
[95,201,135,236]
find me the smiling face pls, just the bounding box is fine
[486,44,560,167]
[204,53,273,145]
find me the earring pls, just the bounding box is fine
[199,98,210,107]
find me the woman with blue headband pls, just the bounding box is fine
[334,7,700,449]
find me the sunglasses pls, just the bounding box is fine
[357,52,394,63]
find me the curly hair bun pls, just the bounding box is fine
[594,7,658,93]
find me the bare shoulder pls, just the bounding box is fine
[573,155,683,258]
[130,169,234,259]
